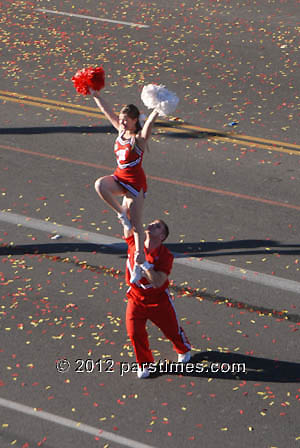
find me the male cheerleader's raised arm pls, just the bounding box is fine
[90,89,119,131]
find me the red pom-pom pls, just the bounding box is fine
[72,69,90,95]
[87,66,105,91]
[72,67,105,95]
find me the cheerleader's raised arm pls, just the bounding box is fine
[137,109,159,147]
[90,89,119,131]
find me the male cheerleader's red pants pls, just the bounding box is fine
[126,298,191,366]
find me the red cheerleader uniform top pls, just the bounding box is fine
[113,132,147,193]
[125,235,174,305]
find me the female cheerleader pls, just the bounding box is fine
[91,89,159,283]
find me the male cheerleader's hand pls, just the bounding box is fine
[140,261,154,272]
[134,251,145,265]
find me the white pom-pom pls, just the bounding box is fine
[141,84,179,116]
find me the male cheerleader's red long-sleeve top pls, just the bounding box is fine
[125,235,174,306]
[113,132,147,193]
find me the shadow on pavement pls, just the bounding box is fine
[156,121,228,139]
[1,239,300,259]
[153,351,300,382]
[167,239,300,258]
[0,125,116,135]
[0,123,225,140]
[0,242,126,256]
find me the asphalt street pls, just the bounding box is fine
[1,1,300,447]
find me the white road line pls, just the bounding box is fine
[1,210,300,294]
[36,8,149,28]
[179,257,300,294]
[0,210,123,246]
[0,397,157,448]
